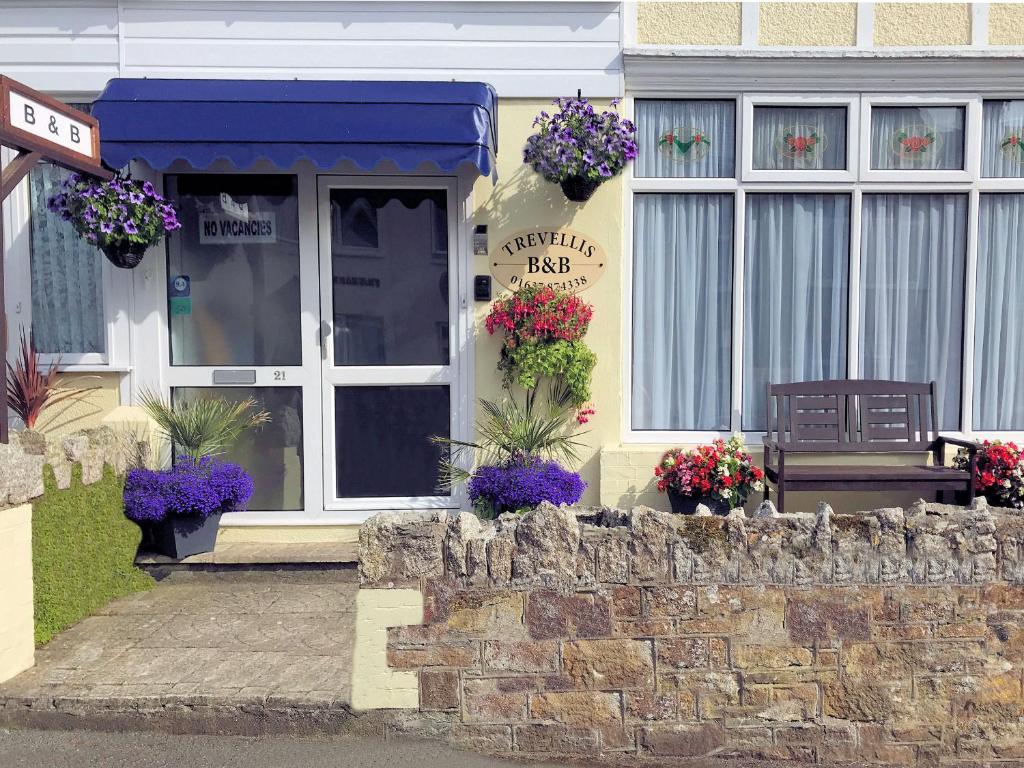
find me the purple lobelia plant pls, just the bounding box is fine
[523,96,637,202]
[47,172,181,268]
[124,456,253,524]
[467,455,586,519]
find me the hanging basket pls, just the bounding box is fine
[559,175,602,203]
[100,240,151,269]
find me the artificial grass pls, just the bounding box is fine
[31,464,155,645]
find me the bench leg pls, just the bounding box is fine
[776,484,785,515]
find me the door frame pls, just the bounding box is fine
[317,174,473,515]
[138,162,475,526]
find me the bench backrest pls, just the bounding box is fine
[765,380,938,453]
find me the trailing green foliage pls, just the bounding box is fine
[501,338,597,408]
[433,382,587,488]
[31,464,154,645]
[140,389,270,461]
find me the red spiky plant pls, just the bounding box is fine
[6,328,77,429]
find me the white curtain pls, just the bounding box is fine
[974,194,1024,430]
[982,100,1024,178]
[752,106,847,171]
[632,194,733,431]
[28,164,106,354]
[870,106,964,171]
[859,194,967,429]
[635,100,735,178]
[742,194,850,430]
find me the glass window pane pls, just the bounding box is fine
[331,189,449,366]
[859,194,967,429]
[635,100,736,178]
[982,100,1024,178]
[743,194,850,431]
[334,386,448,498]
[167,175,301,366]
[975,194,1024,429]
[752,106,847,171]
[870,106,965,170]
[632,194,733,430]
[173,387,304,511]
[29,163,106,354]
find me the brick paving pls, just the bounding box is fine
[0,569,358,730]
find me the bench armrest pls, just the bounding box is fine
[762,437,785,469]
[937,435,984,453]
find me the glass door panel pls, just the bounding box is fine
[162,173,320,518]
[319,178,458,510]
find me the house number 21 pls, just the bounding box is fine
[273,370,286,381]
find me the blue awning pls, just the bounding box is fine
[92,79,497,177]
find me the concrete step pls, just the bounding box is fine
[135,542,358,569]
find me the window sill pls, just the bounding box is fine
[55,364,131,374]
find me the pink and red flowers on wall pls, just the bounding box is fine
[954,440,1024,509]
[485,285,593,348]
[655,436,764,510]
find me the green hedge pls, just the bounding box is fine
[31,464,154,645]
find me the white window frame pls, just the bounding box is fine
[741,93,860,183]
[624,91,1024,445]
[3,151,131,373]
[859,93,981,183]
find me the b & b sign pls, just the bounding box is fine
[490,227,606,293]
[0,76,102,166]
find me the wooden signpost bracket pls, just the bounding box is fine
[0,75,111,443]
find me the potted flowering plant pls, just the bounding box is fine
[47,172,181,268]
[954,440,1024,509]
[468,455,586,519]
[485,284,597,417]
[655,436,765,515]
[523,96,637,202]
[124,457,254,558]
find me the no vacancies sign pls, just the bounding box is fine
[490,227,606,292]
[199,212,277,244]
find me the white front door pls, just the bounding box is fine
[317,176,465,512]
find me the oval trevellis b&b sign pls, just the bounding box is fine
[490,227,606,292]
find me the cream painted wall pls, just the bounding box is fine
[759,2,858,47]
[471,100,624,508]
[0,504,34,683]
[874,3,972,46]
[989,3,1024,45]
[33,372,123,438]
[637,1,742,45]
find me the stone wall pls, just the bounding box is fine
[359,502,1024,764]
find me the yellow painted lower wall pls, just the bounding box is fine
[0,504,34,683]
[33,372,123,438]
[351,588,424,711]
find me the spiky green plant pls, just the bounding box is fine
[139,390,270,461]
[433,381,586,488]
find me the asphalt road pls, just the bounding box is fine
[0,729,571,768]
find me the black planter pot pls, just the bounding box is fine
[146,513,222,559]
[100,240,149,269]
[559,175,602,203]
[668,492,730,516]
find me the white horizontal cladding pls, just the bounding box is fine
[624,49,1024,95]
[118,1,623,98]
[0,1,119,94]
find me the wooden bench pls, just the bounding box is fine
[762,380,980,513]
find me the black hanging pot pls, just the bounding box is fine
[100,240,150,269]
[559,175,602,203]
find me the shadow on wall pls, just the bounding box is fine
[475,163,592,235]
[33,376,113,437]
